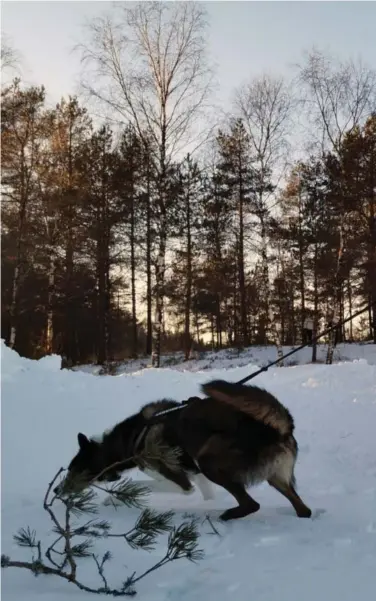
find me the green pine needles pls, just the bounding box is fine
[1,465,205,596]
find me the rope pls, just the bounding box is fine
[238,299,375,385]
[148,299,376,423]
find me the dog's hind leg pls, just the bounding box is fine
[268,447,311,518]
[268,476,312,518]
[196,442,260,521]
[200,468,260,521]
[216,481,260,521]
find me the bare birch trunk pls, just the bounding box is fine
[130,171,138,358]
[326,218,345,364]
[45,253,55,354]
[184,181,192,361]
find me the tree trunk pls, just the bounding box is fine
[368,196,376,343]
[145,158,153,356]
[130,171,138,358]
[152,123,168,368]
[152,226,166,368]
[326,217,345,364]
[258,215,269,344]
[194,308,200,345]
[46,253,55,354]
[9,150,27,350]
[9,264,20,349]
[96,143,110,366]
[347,274,353,341]
[233,262,239,346]
[63,121,77,365]
[312,243,319,363]
[216,293,222,349]
[298,203,305,341]
[96,231,107,365]
[270,319,284,366]
[184,178,192,361]
[238,163,248,347]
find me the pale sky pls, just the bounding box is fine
[2,0,376,113]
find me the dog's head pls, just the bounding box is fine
[53,433,121,496]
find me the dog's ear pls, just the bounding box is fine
[77,432,90,450]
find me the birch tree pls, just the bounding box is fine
[79,1,213,366]
[234,74,293,342]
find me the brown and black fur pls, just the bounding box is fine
[55,380,311,521]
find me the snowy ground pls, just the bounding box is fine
[1,340,376,600]
[73,341,376,376]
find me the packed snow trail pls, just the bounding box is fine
[1,340,376,600]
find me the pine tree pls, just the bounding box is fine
[214,119,255,346]
[1,80,48,350]
[50,97,92,365]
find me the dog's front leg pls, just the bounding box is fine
[142,467,194,495]
[157,464,195,495]
[193,473,216,501]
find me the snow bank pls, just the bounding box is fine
[1,338,61,379]
[73,341,376,377]
[1,341,376,601]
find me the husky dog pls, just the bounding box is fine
[55,380,312,521]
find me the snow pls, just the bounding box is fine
[72,341,376,376]
[2,339,376,600]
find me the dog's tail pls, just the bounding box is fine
[201,379,294,437]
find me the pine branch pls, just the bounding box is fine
[45,535,67,571]
[13,526,38,549]
[94,477,151,510]
[108,508,175,552]
[2,468,205,596]
[1,555,127,596]
[122,517,204,593]
[92,551,111,591]
[203,515,222,537]
[64,488,99,517]
[71,540,94,558]
[73,519,111,538]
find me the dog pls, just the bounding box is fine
[54,379,312,521]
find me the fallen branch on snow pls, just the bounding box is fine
[1,464,204,596]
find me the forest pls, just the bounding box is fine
[1,2,376,366]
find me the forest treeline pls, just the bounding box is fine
[1,3,376,365]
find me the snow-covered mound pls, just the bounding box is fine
[1,341,376,600]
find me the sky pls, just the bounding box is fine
[2,0,376,113]
[2,0,375,326]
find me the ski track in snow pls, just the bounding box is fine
[1,340,376,600]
